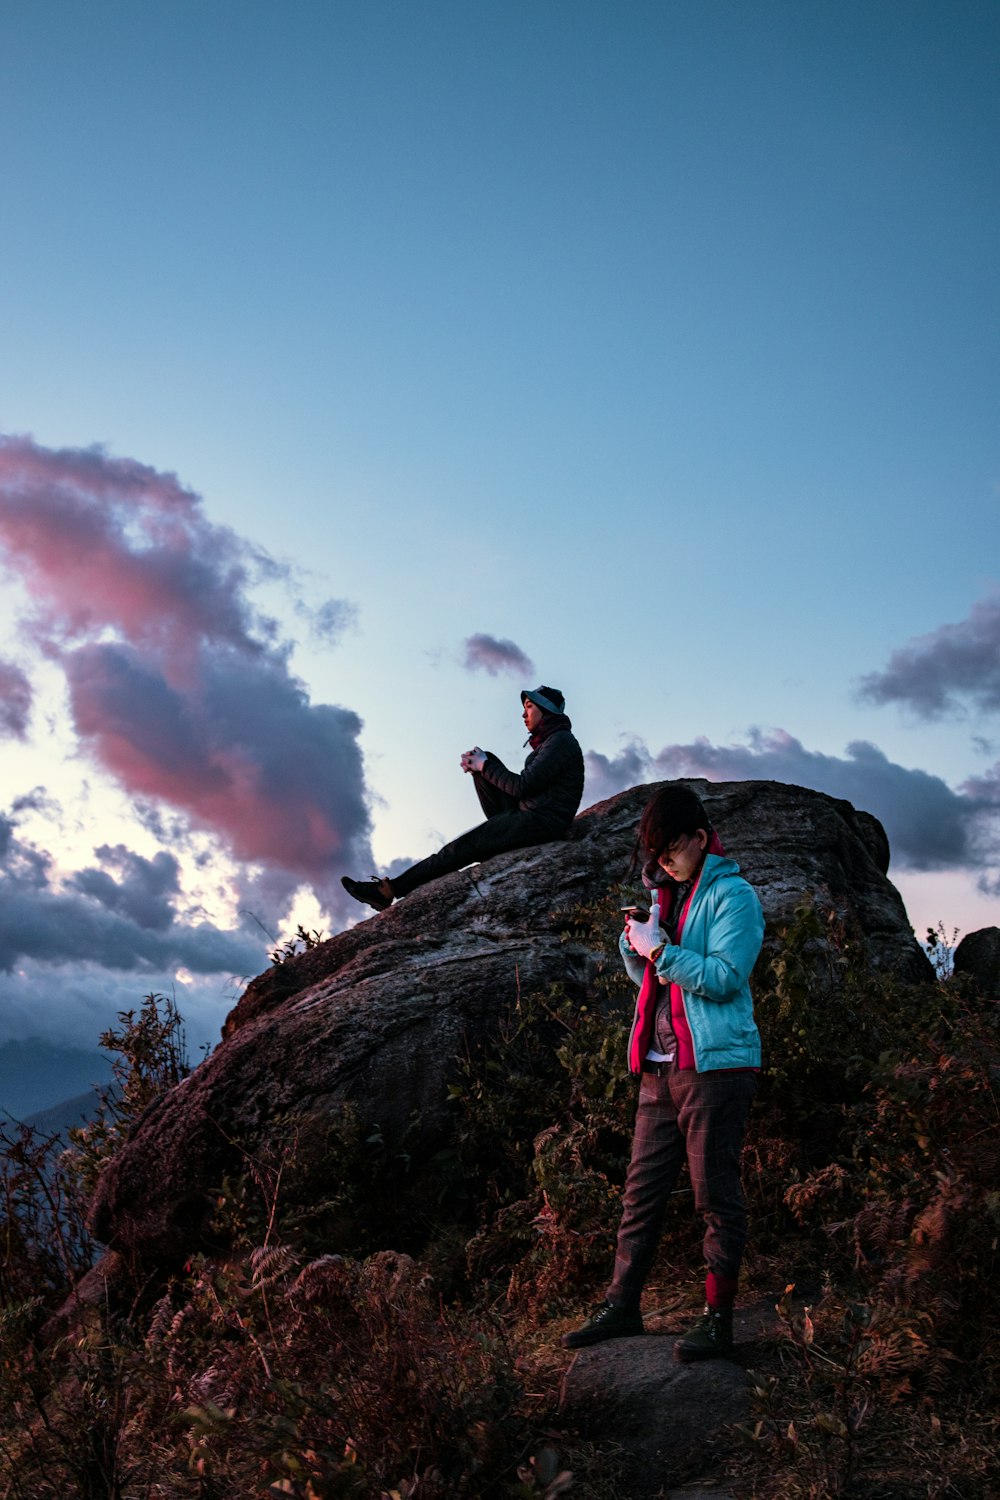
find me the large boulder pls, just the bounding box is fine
[953,926,1000,1001]
[89,779,930,1267]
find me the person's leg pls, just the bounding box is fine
[674,1069,756,1286]
[670,1069,757,1360]
[389,810,560,898]
[471,772,520,820]
[605,1072,688,1309]
[562,1071,686,1348]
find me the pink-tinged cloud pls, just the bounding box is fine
[65,642,369,877]
[462,632,534,677]
[858,595,1000,719]
[0,434,373,894]
[584,727,998,875]
[0,659,32,739]
[0,434,260,664]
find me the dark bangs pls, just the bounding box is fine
[636,785,712,860]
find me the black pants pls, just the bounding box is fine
[390,773,565,897]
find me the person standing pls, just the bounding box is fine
[563,784,764,1361]
[341,685,584,911]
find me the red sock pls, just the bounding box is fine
[706,1270,738,1309]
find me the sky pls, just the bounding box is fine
[1,0,998,1108]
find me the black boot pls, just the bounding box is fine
[341,875,394,911]
[673,1304,734,1362]
[561,1301,644,1350]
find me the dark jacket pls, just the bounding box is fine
[480,713,585,831]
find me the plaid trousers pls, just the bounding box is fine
[606,1066,757,1309]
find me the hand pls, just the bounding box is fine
[463,746,487,774]
[626,898,663,963]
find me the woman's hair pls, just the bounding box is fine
[634,785,713,868]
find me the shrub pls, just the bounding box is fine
[66,990,191,1202]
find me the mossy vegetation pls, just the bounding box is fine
[2,894,998,1497]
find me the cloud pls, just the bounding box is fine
[583,742,651,807]
[462,632,534,678]
[0,435,373,898]
[70,845,182,932]
[584,727,1000,876]
[0,658,32,739]
[0,882,257,975]
[957,764,1000,891]
[0,434,259,658]
[301,597,358,645]
[64,640,370,883]
[857,594,1000,719]
[0,963,239,1054]
[0,804,263,980]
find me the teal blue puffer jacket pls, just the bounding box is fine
[620,853,765,1072]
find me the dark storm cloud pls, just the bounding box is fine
[0,659,32,739]
[0,807,262,976]
[957,763,1000,891]
[462,633,535,678]
[70,845,182,932]
[0,885,258,974]
[858,595,1000,719]
[584,728,998,875]
[0,434,374,891]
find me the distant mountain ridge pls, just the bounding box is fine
[2,1088,107,1140]
[0,1038,114,1121]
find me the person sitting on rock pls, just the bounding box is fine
[562,784,764,1362]
[340,685,585,912]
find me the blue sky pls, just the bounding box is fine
[1,1,998,1103]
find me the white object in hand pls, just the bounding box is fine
[627,895,664,962]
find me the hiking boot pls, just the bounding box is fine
[341,875,394,912]
[561,1301,644,1350]
[673,1305,734,1362]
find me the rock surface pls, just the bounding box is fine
[954,925,1000,1001]
[89,779,931,1266]
[559,1336,748,1491]
[558,1294,789,1496]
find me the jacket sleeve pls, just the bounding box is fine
[618,929,648,988]
[653,879,764,1003]
[480,733,576,801]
